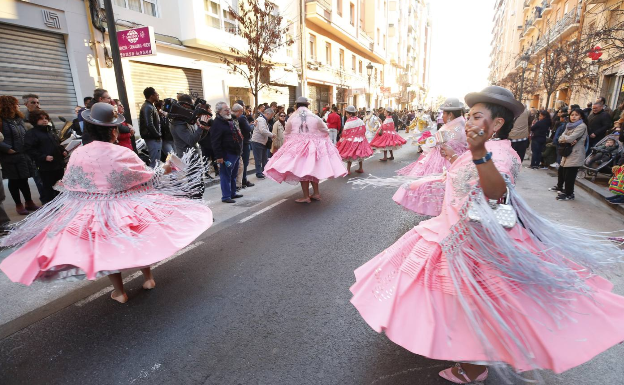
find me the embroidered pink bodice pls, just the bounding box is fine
[284,107,330,140]
[58,141,153,193]
[341,117,367,142]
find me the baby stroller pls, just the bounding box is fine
[577,133,623,181]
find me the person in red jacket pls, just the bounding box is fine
[112,99,136,152]
[326,106,342,145]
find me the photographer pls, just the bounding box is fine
[171,94,209,158]
[197,103,219,178]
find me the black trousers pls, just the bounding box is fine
[511,139,529,162]
[7,178,32,205]
[40,168,65,203]
[557,166,579,196]
[530,138,546,167]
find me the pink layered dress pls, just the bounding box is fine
[393,116,467,216]
[264,107,347,184]
[0,141,213,284]
[336,116,374,162]
[351,140,624,373]
[369,117,407,150]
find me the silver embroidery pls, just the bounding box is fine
[107,168,146,192]
[63,166,96,191]
[451,162,478,205]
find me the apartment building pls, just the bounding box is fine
[490,0,585,108]
[0,0,431,126]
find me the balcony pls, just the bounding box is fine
[586,0,608,4]
[305,0,332,23]
[523,0,531,11]
[541,1,553,17]
[532,6,581,54]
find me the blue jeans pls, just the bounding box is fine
[530,138,546,168]
[252,142,268,176]
[242,143,251,184]
[162,140,174,158]
[219,152,240,201]
[146,139,162,168]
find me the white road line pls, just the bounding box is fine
[238,199,287,224]
[75,241,205,307]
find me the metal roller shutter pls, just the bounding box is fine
[0,23,77,125]
[129,61,203,117]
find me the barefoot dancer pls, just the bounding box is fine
[264,97,347,203]
[337,105,373,174]
[0,103,213,304]
[369,107,406,161]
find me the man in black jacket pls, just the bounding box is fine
[139,87,161,168]
[233,100,254,189]
[587,101,613,153]
[211,102,244,203]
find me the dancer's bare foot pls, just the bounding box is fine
[356,169,364,173]
[295,198,311,203]
[310,194,322,201]
[111,290,128,304]
[379,158,388,161]
[143,279,156,290]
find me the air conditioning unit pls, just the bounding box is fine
[517,25,523,30]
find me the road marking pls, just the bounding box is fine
[238,199,287,224]
[75,241,204,307]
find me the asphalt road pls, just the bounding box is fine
[1,145,624,385]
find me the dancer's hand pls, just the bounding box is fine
[465,121,489,159]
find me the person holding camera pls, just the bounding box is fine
[197,103,219,178]
[139,87,162,168]
[171,94,209,158]
[211,102,244,203]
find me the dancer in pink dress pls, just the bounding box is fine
[369,107,407,161]
[393,98,467,216]
[350,87,624,383]
[264,97,347,203]
[0,103,213,304]
[336,105,374,174]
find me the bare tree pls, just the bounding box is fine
[222,0,293,109]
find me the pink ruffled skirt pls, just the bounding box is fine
[265,135,347,184]
[337,128,374,162]
[370,129,407,150]
[350,227,624,373]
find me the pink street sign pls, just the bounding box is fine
[117,26,157,58]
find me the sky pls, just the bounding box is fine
[427,0,495,103]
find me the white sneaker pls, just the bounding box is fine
[549,163,559,168]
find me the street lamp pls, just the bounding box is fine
[518,54,531,103]
[366,62,374,109]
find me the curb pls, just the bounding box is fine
[548,165,624,215]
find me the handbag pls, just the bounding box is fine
[558,143,573,157]
[468,187,517,229]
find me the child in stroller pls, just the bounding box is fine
[587,138,619,169]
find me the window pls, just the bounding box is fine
[204,1,237,34]
[114,0,158,16]
[310,34,317,60]
[326,42,332,65]
[380,70,383,83]
[383,34,386,49]
[337,0,343,16]
[350,3,355,26]
[339,49,345,69]
[377,28,380,45]
[352,55,356,71]
[359,0,365,28]
[359,60,363,74]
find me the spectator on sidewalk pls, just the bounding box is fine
[24,109,67,203]
[326,106,341,144]
[92,88,112,105]
[529,110,552,169]
[171,94,208,158]
[22,94,56,131]
[112,99,136,152]
[509,107,531,161]
[155,100,174,159]
[587,101,613,152]
[0,96,39,215]
[251,107,275,179]
[271,111,286,154]
[211,102,243,203]
[139,87,162,167]
[552,108,588,201]
[233,101,254,189]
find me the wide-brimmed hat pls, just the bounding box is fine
[464,86,525,118]
[345,105,357,113]
[296,96,310,105]
[439,97,464,111]
[81,102,125,127]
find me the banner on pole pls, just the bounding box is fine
[117,26,157,58]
